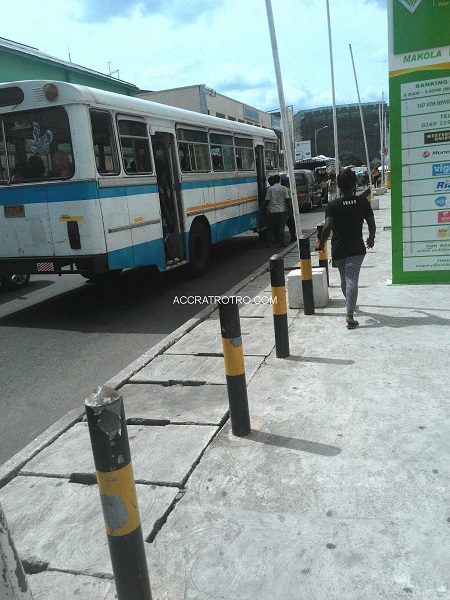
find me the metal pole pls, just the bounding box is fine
[299,237,315,315]
[380,91,385,187]
[0,503,34,599]
[85,386,152,600]
[219,298,251,436]
[349,43,374,193]
[326,0,339,171]
[265,0,303,247]
[270,255,290,358]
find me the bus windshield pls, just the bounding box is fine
[0,106,73,184]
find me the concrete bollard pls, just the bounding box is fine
[0,503,34,599]
[85,386,152,600]
[218,297,251,437]
[299,237,315,315]
[269,255,290,358]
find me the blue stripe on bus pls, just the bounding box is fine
[1,177,256,205]
[0,182,98,205]
[107,237,165,271]
[0,181,159,205]
[211,211,258,243]
[181,176,257,190]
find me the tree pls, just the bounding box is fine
[339,151,363,167]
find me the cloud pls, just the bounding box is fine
[77,0,225,24]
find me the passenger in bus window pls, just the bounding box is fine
[48,150,73,178]
[12,155,45,181]
[26,155,46,178]
[212,153,223,171]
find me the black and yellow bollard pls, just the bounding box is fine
[270,255,290,358]
[316,223,329,286]
[299,237,315,315]
[219,297,251,437]
[85,386,152,600]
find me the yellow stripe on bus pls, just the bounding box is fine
[300,259,313,280]
[221,338,245,376]
[187,195,256,213]
[96,462,140,537]
[271,286,287,315]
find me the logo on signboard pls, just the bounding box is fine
[432,163,450,177]
[423,151,430,158]
[425,130,450,145]
[435,180,450,191]
[435,195,449,207]
[397,0,423,13]
[438,211,450,223]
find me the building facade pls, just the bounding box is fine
[293,102,389,165]
[0,37,138,96]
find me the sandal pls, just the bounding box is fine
[346,320,359,330]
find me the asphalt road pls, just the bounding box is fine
[0,209,324,465]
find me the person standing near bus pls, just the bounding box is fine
[315,168,376,329]
[265,174,289,247]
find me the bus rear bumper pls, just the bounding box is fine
[0,254,109,276]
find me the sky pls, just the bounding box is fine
[3,0,389,114]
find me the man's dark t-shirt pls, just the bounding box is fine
[325,195,374,260]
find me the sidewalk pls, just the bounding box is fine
[1,190,449,599]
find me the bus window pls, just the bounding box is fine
[235,137,255,171]
[264,141,278,171]
[210,132,235,172]
[0,107,72,183]
[117,119,152,174]
[177,128,210,172]
[90,110,119,175]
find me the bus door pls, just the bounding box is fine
[151,134,185,266]
[255,144,267,231]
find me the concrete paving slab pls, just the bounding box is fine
[165,318,277,356]
[21,422,218,485]
[129,354,264,385]
[29,571,116,600]
[182,423,448,520]
[147,504,449,600]
[0,475,177,575]
[118,382,229,424]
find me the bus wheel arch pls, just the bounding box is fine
[188,217,211,277]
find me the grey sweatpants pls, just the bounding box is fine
[334,254,365,316]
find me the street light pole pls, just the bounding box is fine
[314,125,328,156]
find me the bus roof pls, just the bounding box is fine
[0,80,278,141]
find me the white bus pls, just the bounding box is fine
[0,80,278,281]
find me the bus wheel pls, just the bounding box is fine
[1,274,31,290]
[188,220,210,277]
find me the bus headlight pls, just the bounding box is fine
[43,83,59,102]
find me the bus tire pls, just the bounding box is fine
[1,274,30,290]
[188,220,210,277]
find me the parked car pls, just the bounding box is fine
[279,169,322,211]
[1,274,31,290]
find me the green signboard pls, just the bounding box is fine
[388,0,450,283]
